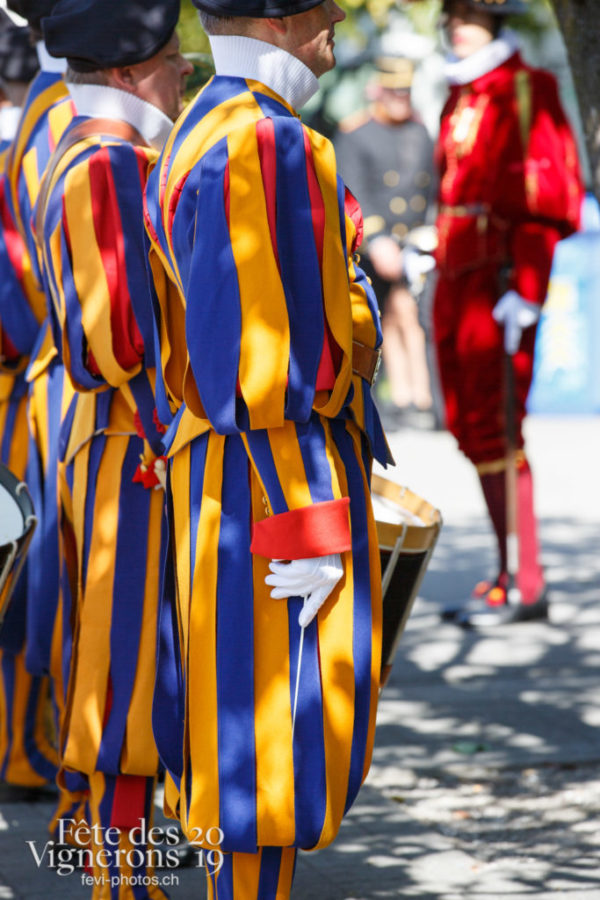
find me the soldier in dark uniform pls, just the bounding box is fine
[334,55,438,427]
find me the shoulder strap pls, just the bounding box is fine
[514,69,532,152]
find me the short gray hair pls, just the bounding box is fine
[65,66,109,86]
[198,10,254,35]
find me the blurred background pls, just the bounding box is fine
[178,0,600,418]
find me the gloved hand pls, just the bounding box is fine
[265,554,343,628]
[492,290,541,355]
[402,246,436,295]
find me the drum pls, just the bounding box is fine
[371,473,442,688]
[0,463,37,627]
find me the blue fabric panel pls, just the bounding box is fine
[216,436,257,853]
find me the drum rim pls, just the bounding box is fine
[0,462,35,522]
[371,473,442,552]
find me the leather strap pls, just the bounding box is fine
[352,340,382,386]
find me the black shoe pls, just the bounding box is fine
[457,589,549,628]
[440,580,499,622]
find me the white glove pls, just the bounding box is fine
[492,290,541,355]
[265,554,343,628]
[402,247,436,294]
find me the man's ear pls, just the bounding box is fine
[110,64,137,91]
[264,15,288,35]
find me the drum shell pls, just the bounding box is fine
[0,463,37,628]
[371,474,442,688]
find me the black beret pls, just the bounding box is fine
[42,0,180,72]
[6,1,57,32]
[193,0,324,18]
[442,0,526,14]
[0,11,39,83]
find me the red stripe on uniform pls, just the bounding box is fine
[303,131,342,387]
[256,116,280,270]
[88,147,144,369]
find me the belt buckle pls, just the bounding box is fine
[371,348,383,386]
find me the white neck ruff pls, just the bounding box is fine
[0,105,22,142]
[444,29,520,86]
[36,41,67,74]
[208,35,319,111]
[66,83,173,152]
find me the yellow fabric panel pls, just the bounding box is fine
[0,392,28,477]
[63,161,138,390]
[26,320,58,382]
[62,439,126,775]
[61,392,97,467]
[0,374,15,403]
[181,432,223,840]
[277,847,297,897]
[227,123,290,430]
[315,576,355,848]
[47,96,75,152]
[0,651,56,787]
[265,421,314,511]
[22,145,40,212]
[251,478,295,847]
[232,850,263,899]
[121,486,163,775]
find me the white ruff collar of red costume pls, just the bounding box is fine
[36,41,67,74]
[209,35,319,111]
[66,84,174,152]
[0,106,21,142]
[444,29,520,85]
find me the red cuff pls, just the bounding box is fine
[251,497,351,560]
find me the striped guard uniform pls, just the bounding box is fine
[145,73,390,888]
[0,133,58,788]
[2,65,90,827]
[37,113,171,900]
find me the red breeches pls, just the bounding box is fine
[433,264,538,464]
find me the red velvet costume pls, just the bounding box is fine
[434,47,583,604]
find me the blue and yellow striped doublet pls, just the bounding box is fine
[38,120,168,784]
[145,76,388,857]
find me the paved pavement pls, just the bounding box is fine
[1,415,599,898]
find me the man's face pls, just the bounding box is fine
[284,0,346,79]
[379,86,412,123]
[443,1,496,59]
[130,32,194,121]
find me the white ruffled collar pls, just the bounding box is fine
[444,29,520,86]
[0,106,22,142]
[36,41,67,74]
[66,83,173,152]
[208,35,319,111]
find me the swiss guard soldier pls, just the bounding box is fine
[144,0,390,895]
[0,5,59,793]
[434,0,583,625]
[36,0,192,894]
[0,0,87,838]
[334,55,438,427]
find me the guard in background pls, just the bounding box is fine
[434,0,583,625]
[1,2,89,838]
[0,5,59,792]
[37,0,192,894]
[334,55,438,429]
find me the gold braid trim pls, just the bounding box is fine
[476,450,527,475]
